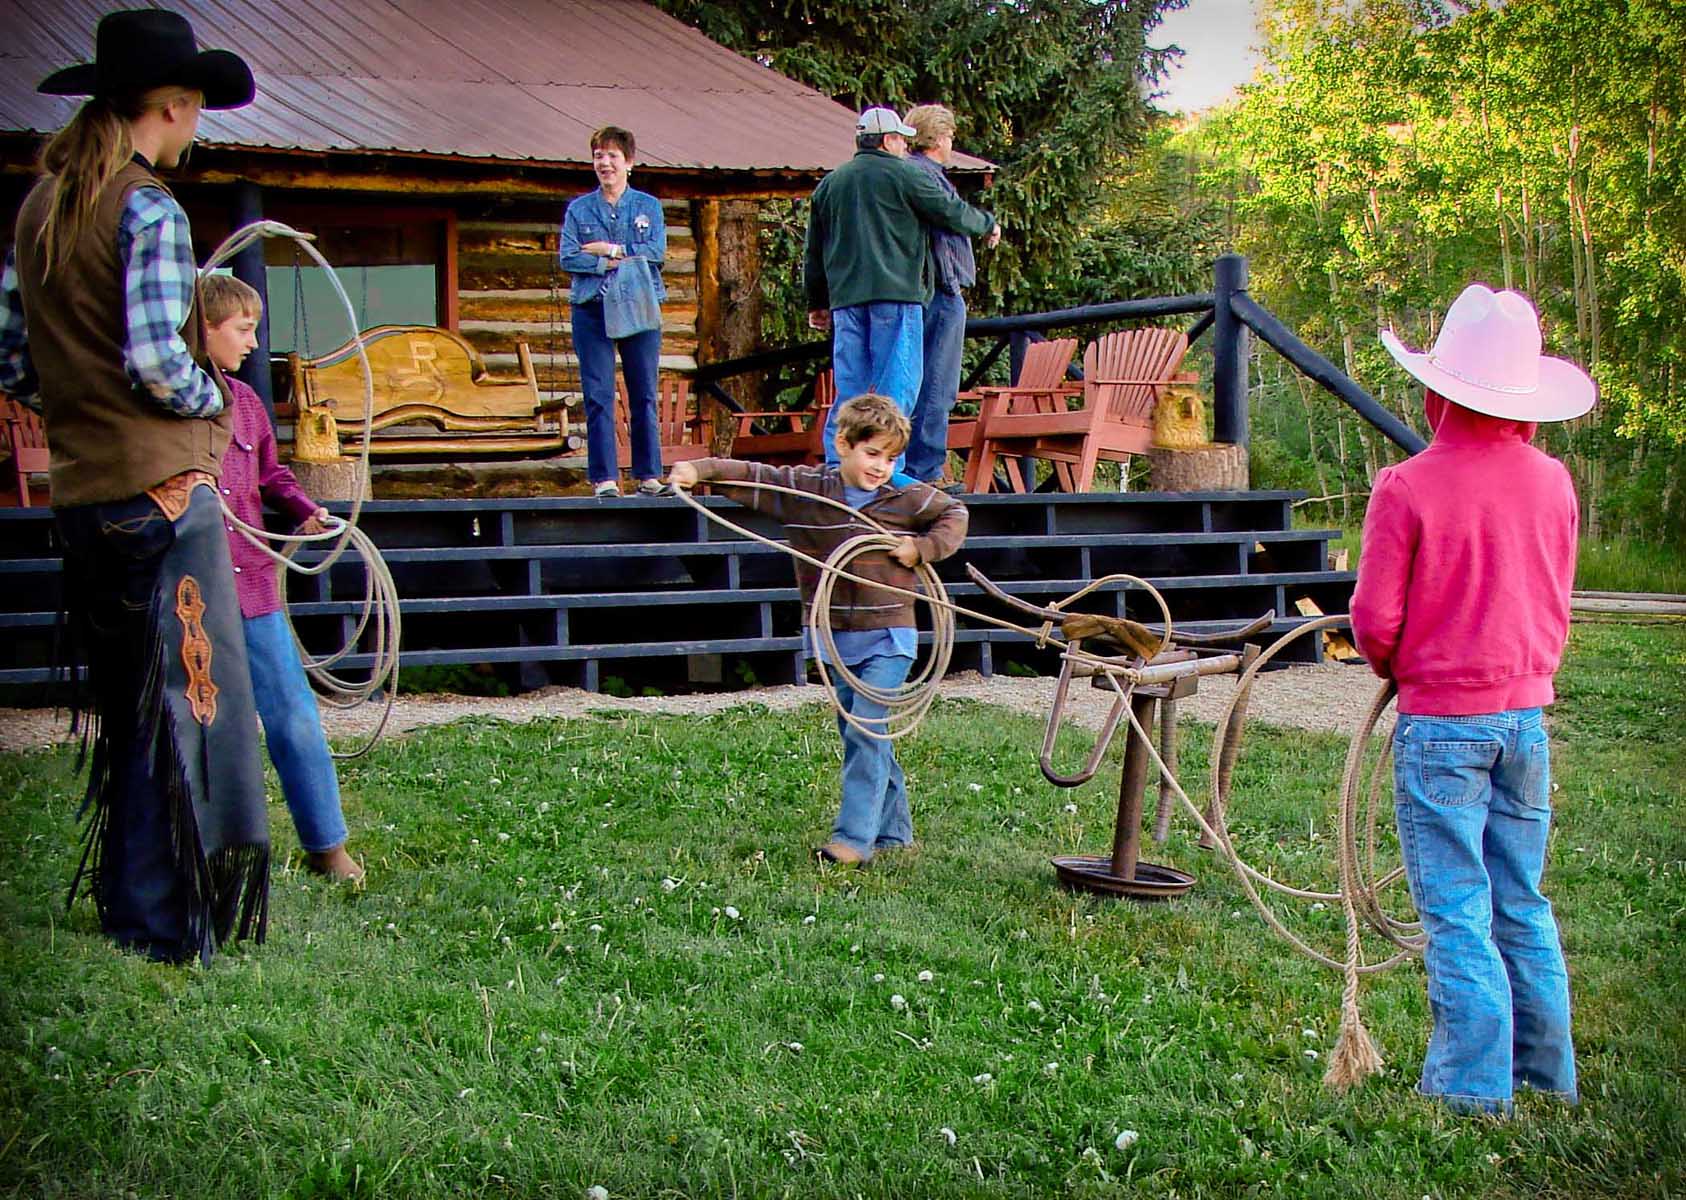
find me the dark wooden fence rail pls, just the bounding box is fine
[692,253,1428,456]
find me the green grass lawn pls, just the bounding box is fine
[2,625,1682,1199]
[1319,524,1684,596]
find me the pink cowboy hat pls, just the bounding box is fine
[1379,283,1597,422]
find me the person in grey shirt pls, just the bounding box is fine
[903,104,1001,485]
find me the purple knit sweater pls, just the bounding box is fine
[218,377,320,618]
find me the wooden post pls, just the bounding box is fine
[693,199,763,450]
[229,182,275,421]
[1212,253,1249,448]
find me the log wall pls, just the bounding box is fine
[456,199,700,405]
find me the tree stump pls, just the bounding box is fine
[290,459,371,501]
[1147,443,1249,492]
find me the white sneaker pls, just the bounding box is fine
[593,482,620,498]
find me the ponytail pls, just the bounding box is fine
[35,87,200,278]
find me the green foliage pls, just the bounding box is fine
[1194,0,1686,541]
[1,627,1682,1196]
[660,0,1193,328]
[394,664,510,698]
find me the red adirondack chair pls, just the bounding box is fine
[616,375,714,471]
[1,396,50,507]
[964,328,1187,494]
[959,337,1082,493]
[730,370,836,467]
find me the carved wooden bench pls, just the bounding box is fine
[287,325,571,460]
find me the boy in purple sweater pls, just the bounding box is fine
[1352,283,1595,1114]
[202,275,361,882]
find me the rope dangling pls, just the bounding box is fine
[1324,678,1399,1089]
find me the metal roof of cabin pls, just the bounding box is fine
[0,0,993,177]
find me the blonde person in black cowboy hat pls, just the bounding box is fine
[0,9,272,964]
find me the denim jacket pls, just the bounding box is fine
[909,152,978,294]
[559,186,668,306]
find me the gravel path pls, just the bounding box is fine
[0,661,1386,754]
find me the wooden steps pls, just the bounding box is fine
[0,491,1355,699]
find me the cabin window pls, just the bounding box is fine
[261,208,457,354]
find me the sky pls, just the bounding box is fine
[1149,0,1265,114]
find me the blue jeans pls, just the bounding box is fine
[829,653,915,857]
[906,290,966,482]
[1393,709,1577,1114]
[244,611,348,853]
[825,301,924,470]
[574,298,662,485]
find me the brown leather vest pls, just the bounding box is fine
[13,161,231,507]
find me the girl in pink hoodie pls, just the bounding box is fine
[1351,284,1594,1115]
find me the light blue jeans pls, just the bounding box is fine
[906,290,967,482]
[244,611,349,853]
[825,301,923,471]
[829,653,915,858]
[1392,708,1577,1114]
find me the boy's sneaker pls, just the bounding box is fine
[635,478,666,497]
[593,481,620,499]
[815,840,867,867]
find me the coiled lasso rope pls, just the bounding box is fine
[672,477,1418,1087]
[199,221,402,758]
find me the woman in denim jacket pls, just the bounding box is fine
[559,126,667,497]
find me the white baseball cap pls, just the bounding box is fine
[857,106,916,137]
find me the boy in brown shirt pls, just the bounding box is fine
[671,394,967,865]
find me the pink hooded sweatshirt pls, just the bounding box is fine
[1349,393,1579,715]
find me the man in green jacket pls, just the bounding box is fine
[804,107,1000,467]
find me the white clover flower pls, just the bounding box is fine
[497,832,511,843]
[1025,999,1044,1014]
[890,994,907,1011]
[1115,1130,1139,1151]
[724,906,741,920]
[850,943,862,954]
[917,970,934,983]
[661,877,679,892]
[972,1073,992,1084]
[1043,1062,1059,1075]
[457,1087,474,1099]
[586,1187,609,1200]
[968,783,984,793]
[939,1127,957,1146]
[1304,1049,1319,1060]
[538,801,549,814]
[802,915,815,925]
[489,778,501,788]
[588,924,604,934]
[385,922,397,933]
[1311,901,1327,911]
[1302,1028,1318,1039]
[872,973,886,983]
[1063,803,1079,814]
[787,1042,803,1053]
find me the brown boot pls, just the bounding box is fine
[305,844,365,884]
[815,840,867,867]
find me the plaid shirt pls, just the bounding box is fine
[0,185,222,418]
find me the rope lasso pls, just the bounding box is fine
[199,221,402,757]
[672,475,1419,1086]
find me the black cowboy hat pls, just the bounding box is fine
[37,9,255,110]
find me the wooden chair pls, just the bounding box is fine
[963,328,1187,494]
[959,337,1083,493]
[730,370,836,467]
[615,375,714,471]
[0,396,50,507]
[288,325,569,458]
